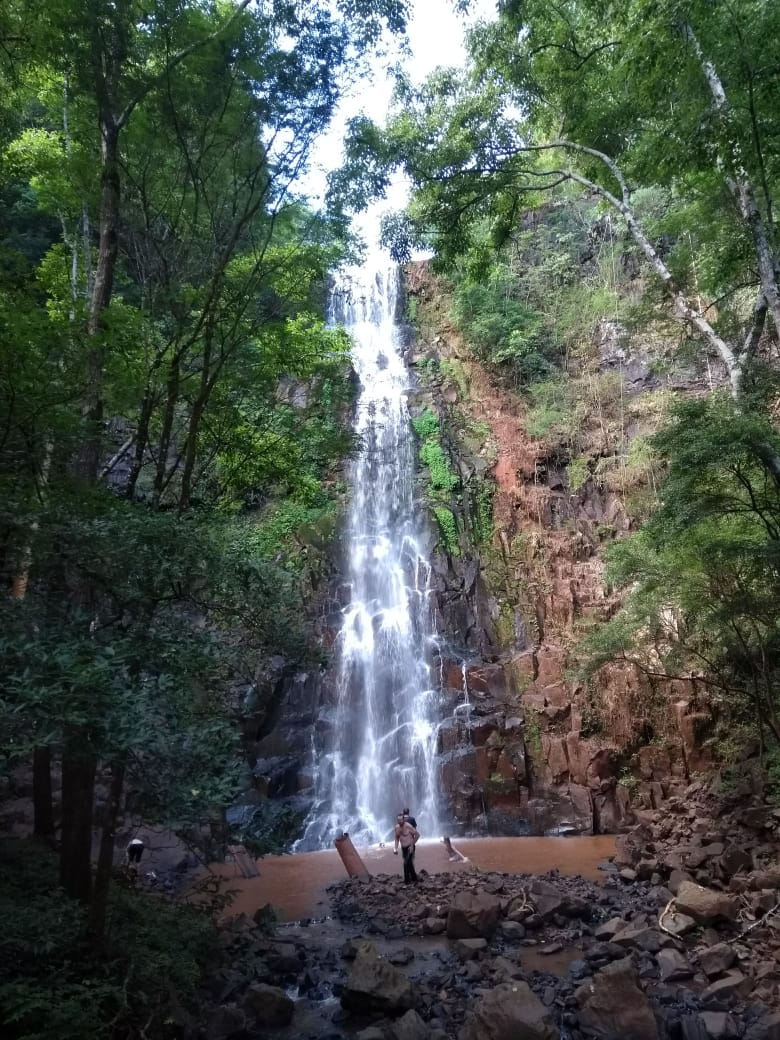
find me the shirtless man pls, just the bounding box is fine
[393,812,419,884]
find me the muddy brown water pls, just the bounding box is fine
[206,835,616,922]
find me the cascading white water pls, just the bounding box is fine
[296,263,443,850]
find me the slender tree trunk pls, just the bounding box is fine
[71,118,120,484]
[33,746,55,841]
[178,388,209,513]
[153,355,180,506]
[127,384,155,499]
[89,760,125,942]
[682,24,780,333]
[60,725,96,903]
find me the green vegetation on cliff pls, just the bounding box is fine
[411,408,461,554]
[352,0,780,771]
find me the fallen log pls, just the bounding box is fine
[335,833,371,881]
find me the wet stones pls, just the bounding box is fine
[457,981,558,1040]
[575,957,660,1040]
[445,890,502,939]
[240,983,295,1027]
[674,881,739,925]
[341,941,419,1017]
[202,838,780,1040]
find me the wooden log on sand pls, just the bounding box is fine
[334,833,371,881]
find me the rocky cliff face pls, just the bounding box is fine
[404,261,720,837]
[245,255,725,846]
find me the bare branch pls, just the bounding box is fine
[522,141,741,390]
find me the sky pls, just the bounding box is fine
[305,0,496,220]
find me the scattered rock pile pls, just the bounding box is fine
[190,780,780,1040]
[199,842,780,1040]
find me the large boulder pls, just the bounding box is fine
[528,878,565,922]
[341,942,417,1017]
[457,981,558,1040]
[576,957,660,1040]
[613,824,652,867]
[675,881,738,924]
[446,889,502,939]
[241,983,294,1028]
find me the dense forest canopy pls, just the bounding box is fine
[0,2,409,1035]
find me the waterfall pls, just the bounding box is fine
[296,263,443,850]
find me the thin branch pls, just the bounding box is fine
[523,141,741,389]
[116,0,255,130]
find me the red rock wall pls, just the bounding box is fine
[406,263,716,835]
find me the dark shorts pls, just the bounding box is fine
[127,844,143,864]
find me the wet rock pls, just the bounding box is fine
[500,920,526,941]
[612,921,661,951]
[701,971,753,1000]
[680,1014,712,1040]
[446,890,502,939]
[457,981,558,1040]
[241,983,294,1028]
[576,957,660,1040]
[594,916,627,940]
[675,882,739,925]
[390,1009,429,1040]
[341,942,418,1017]
[698,943,737,977]
[528,879,565,921]
[699,1011,739,1039]
[492,954,524,980]
[745,1011,780,1039]
[669,870,693,894]
[453,937,488,960]
[613,825,652,868]
[661,910,698,937]
[356,1027,386,1040]
[657,948,694,982]
[718,845,752,877]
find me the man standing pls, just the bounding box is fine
[394,812,419,884]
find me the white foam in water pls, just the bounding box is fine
[295,259,443,850]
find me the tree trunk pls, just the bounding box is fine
[178,393,208,513]
[59,726,96,903]
[72,118,121,484]
[88,759,125,942]
[683,24,780,334]
[153,355,180,507]
[33,746,55,841]
[127,382,156,499]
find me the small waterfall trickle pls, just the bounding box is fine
[296,263,443,850]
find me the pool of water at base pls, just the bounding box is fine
[204,834,617,923]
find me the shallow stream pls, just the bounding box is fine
[209,835,616,922]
